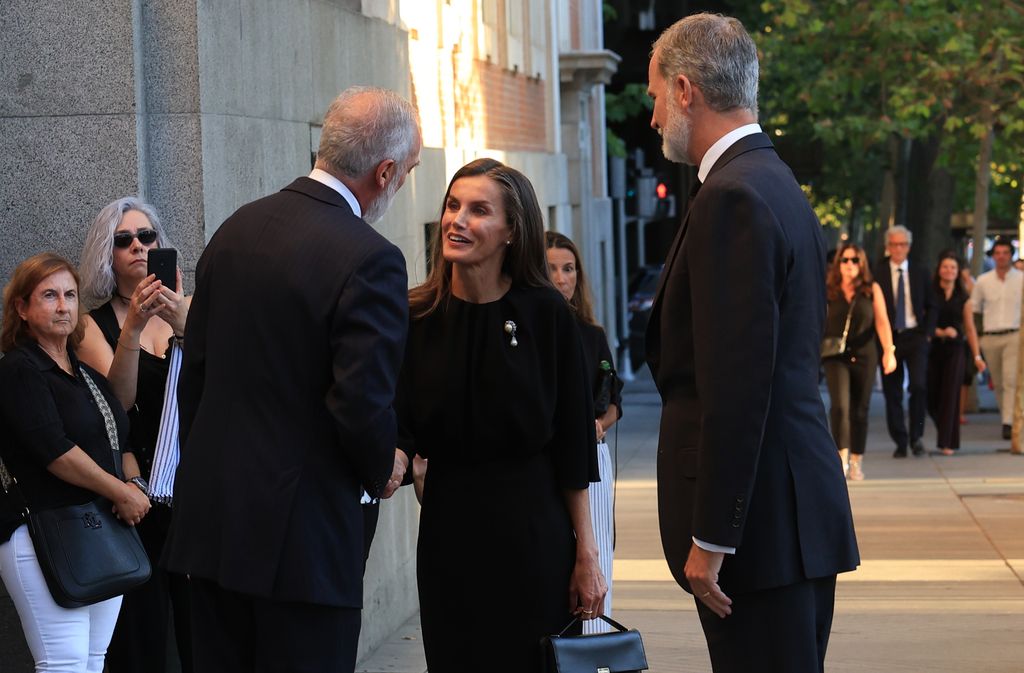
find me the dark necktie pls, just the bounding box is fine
[895,268,907,331]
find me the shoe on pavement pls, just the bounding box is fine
[912,440,925,456]
[1003,424,1012,440]
[848,458,865,481]
[938,448,955,456]
[893,447,908,458]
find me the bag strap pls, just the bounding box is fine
[838,298,856,351]
[79,367,125,481]
[556,614,631,637]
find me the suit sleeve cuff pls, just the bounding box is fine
[693,536,736,555]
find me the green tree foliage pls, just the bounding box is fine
[750,0,1024,252]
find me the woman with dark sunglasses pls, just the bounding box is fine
[76,197,193,673]
[822,243,897,480]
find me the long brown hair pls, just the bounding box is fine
[2,253,85,353]
[545,231,596,325]
[826,243,874,302]
[409,158,551,319]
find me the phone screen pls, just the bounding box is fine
[147,248,177,290]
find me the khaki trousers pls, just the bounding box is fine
[980,331,1020,425]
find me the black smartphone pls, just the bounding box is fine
[147,248,177,290]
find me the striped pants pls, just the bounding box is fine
[582,441,614,634]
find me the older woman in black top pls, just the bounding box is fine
[76,197,192,673]
[398,159,606,673]
[928,252,985,455]
[546,231,622,633]
[0,253,150,672]
[822,244,897,480]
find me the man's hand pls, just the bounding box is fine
[380,449,409,499]
[684,544,732,618]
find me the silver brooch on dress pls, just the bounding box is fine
[504,320,518,348]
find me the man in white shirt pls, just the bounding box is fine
[971,238,1024,439]
[872,226,938,457]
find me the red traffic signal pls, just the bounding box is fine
[656,182,668,199]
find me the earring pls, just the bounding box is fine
[506,240,511,246]
[504,320,518,347]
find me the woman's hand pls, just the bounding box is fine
[568,546,607,620]
[975,356,987,373]
[123,274,163,335]
[882,350,897,375]
[111,481,151,526]
[595,419,606,442]
[152,268,189,337]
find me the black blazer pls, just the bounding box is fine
[872,260,938,338]
[645,133,859,596]
[163,178,410,608]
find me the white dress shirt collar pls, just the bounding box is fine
[889,258,909,274]
[698,123,763,183]
[308,168,362,218]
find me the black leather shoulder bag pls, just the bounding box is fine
[541,615,648,673]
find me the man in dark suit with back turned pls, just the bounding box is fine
[163,87,421,673]
[645,14,859,672]
[872,225,938,456]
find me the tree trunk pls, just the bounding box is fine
[904,134,942,266]
[875,134,899,265]
[970,125,995,277]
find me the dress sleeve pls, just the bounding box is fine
[551,303,598,487]
[0,357,75,467]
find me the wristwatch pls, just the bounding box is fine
[128,476,150,497]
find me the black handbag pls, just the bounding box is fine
[821,299,856,361]
[541,616,648,673]
[0,367,151,608]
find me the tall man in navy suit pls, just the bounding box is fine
[645,14,859,672]
[872,225,938,456]
[164,87,421,673]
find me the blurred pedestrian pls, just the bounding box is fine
[970,238,1022,440]
[0,253,151,673]
[162,86,421,673]
[822,244,897,480]
[959,267,977,425]
[399,158,605,673]
[872,226,938,458]
[928,251,985,455]
[645,13,859,673]
[546,230,623,633]
[77,197,193,673]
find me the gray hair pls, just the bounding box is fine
[886,225,913,245]
[652,13,759,116]
[316,86,420,179]
[79,197,171,310]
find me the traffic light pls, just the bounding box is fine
[655,178,676,219]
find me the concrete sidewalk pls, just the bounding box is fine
[357,369,1024,672]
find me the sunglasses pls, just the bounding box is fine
[113,229,158,248]
[840,256,860,264]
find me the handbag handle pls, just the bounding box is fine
[837,297,855,353]
[556,615,632,637]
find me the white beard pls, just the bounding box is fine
[661,100,694,165]
[362,174,402,224]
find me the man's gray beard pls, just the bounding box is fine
[661,101,694,166]
[362,176,402,224]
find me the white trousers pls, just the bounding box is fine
[980,331,1020,425]
[0,524,121,673]
[582,441,615,635]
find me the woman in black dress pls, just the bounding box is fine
[928,251,985,455]
[76,198,193,673]
[545,231,622,634]
[822,244,897,480]
[399,158,606,672]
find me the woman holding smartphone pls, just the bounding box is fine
[77,197,193,673]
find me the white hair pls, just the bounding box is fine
[316,86,420,179]
[79,197,171,310]
[886,225,913,245]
